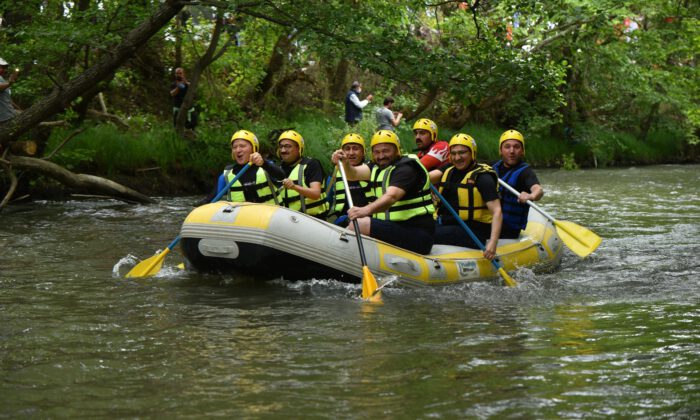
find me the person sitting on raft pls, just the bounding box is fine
[492,129,543,239]
[203,129,285,204]
[276,130,329,219]
[332,130,435,255]
[326,133,372,226]
[429,133,503,260]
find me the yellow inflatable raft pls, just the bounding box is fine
[180,202,563,286]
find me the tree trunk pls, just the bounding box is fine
[0,0,186,148]
[252,31,297,106]
[175,8,233,136]
[7,156,154,204]
[324,58,349,111]
[403,87,439,121]
[640,102,660,141]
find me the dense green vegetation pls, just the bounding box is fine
[0,1,698,198]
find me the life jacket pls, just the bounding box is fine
[344,89,362,122]
[367,156,435,221]
[327,170,371,216]
[223,166,276,204]
[278,158,328,216]
[437,163,498,224]
[493,160,530,231]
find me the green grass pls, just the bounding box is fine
[42,111,692,192]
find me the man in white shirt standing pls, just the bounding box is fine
[344,81,373,126]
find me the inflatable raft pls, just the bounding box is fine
[180,202,563,287]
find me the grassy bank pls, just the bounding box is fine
[42,111,695,196]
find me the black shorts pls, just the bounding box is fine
[434,224,486,249]
[369,219,434,254]
[500,226,521,239]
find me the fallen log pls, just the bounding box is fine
[7,155,154,204]
[10,140,38,156]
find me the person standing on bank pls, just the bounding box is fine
[0,58,20,123]
[214,130,285,204]
[492,129,544,239]
[277,130,329,218]
[413,118,449,171]
[375,97,403,131]
[344,81,373,126]
[170,67,196,129]
[327,133,372,224]
[332,130,435,255]
[430,134,502,260]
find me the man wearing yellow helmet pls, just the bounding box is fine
[413,118,449,171]
[277,130,328,218]
[429,134,502,260]
[208,129,285,204]
[331,130,435,254]
[492,129,544,239]
[327,133,371,224]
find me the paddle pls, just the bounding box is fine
[337,162,382,302]
[125,162,253,278]
[497,179,601,258]
[430,184,517,287]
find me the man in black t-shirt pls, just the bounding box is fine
[170,67,197,129]
[429,134,502,260]
[332,130,435,254]
[492,130,544,239]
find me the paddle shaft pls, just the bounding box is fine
[125,163,255,278]
[171,163,254,250]
[430,184,507,274]
[337,162,369,267]
[497,178,556,222]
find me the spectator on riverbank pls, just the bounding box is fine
[170,67,197,130]
[375,97,402,131]
[0,58,20,124]
[344,81,373,126]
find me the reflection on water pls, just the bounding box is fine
[1,165,699,417]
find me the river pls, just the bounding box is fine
[1,165,699,417]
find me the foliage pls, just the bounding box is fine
[1,0,698,197]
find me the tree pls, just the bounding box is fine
[0,0,187,204]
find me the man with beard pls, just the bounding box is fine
[277,130,328,218]
[413,118,449,170]
[492,129,543,239]
[332,130,435,254]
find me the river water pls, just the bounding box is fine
[1,165,699,417]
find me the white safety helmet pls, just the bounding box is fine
[0,58,8,66]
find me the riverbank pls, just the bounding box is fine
[14,115,700,199]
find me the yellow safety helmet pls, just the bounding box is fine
[341,133,365,152]
[278,130,305,155]
[230,129,259,153]
[449,133,477,160]
[499,129,525,154]
[412,118,438,142]
[370,130,401,155]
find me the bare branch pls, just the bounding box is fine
[0,158,18,210]
[42,127,87,161]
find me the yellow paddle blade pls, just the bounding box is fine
[125,248,170,278]
[361,266,382,303]
[554,220,602,258]
[498,267,518,287]
[176,263,185,270]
